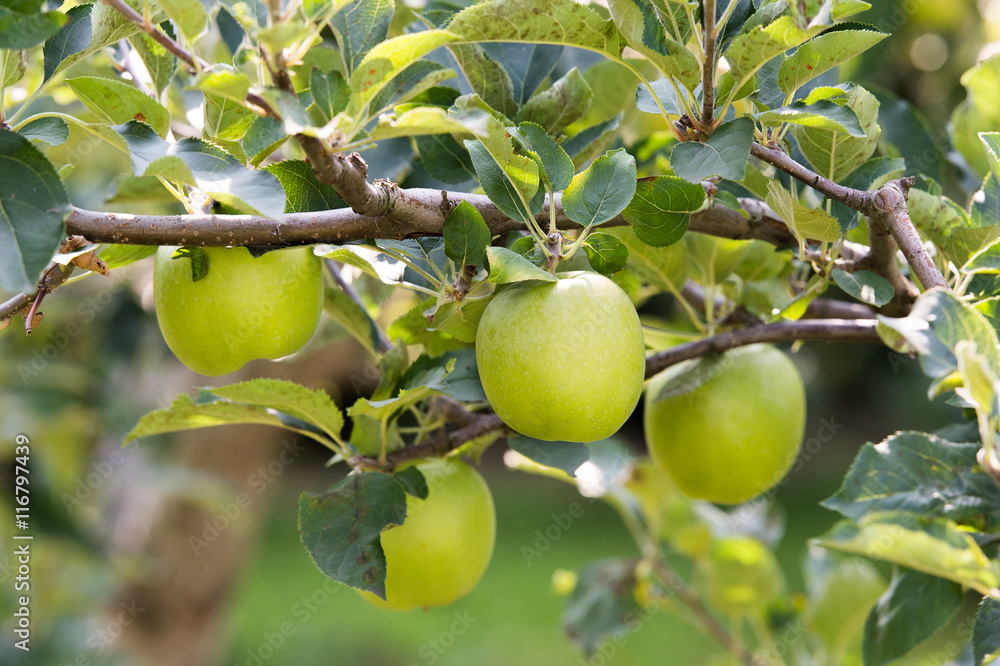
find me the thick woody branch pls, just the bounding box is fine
[643,319,882,378]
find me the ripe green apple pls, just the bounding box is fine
[359,458,495,611]
[703,536,783,615]
[153,246,323,376]
[645,344,805,504]
[475,271,646,442]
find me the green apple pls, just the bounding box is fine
[359,458,495,611]
[645,344,805,504]
[153,246,323,376]
[703,536,783,615]
[475,271,646,442]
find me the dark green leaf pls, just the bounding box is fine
[514,67,593,136]
[862,569,963,666]
[971,176,1000,230]
[369,60,454,114]
[264,160,346,213]
[510,121,574,191]
[562,148,636,228]
[19,116,68,146]
[509,435,590,477]
[582,232,628,275]
[726,15,822,85]
[435,348,487,401]
[170,246,209,282]
[0,5,67,49]
[0,129,69,292]
[974,597,1000,666]
[873,89,944,184]
[756,99,865,137]
[822,431,1000,532]
[443,199,490,267]
[415,134,476,184]
[42,2,90,81]
[298,472,407,599]
[562,558,641,656]
[448,44,518,118]
[466,135,540,223]
[486,246,556,284]
[606,0,699,87]
[671,116,754,183]
[324,286,382,356]
[310,69,349,125]
[622,175,704,247]
[795,84,880,181]
[115,121,286,218]
[243,115,287,165]
[394,466,428,499]
[563,113,622,159]
[481,42,562,105]
[877,289,1000,381]
[831,268,893,307]
[97,243,156,270]
[330,0,393,73]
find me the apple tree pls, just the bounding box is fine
[2,0,1000,662]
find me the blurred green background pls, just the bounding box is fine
[2,0,999,664]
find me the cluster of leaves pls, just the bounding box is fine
[6,0,1000,662]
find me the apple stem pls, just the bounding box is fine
[544,232,563,273]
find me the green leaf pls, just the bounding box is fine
[982,132,1000,183]
[443,200,490,267]
[1,47,25,87]
[514,67,593,136]
[170,246,209,281]
[765,178,843,241]
[66,76,171,137]
[158,0,205,40]
[971,176,1000,230]
[635,77,682,116]
[508,435,590,477]
[123,392,287,444]
[822,431,1000,532]
[243,115,288,165]
[814,511,1000,595]
[88,0,165,51]
[0,4,67,49]
[310,69,349,124]
[606,0,699,88]
[116,121,286,218]
[394,466,428,500]
[755,99,864,136]
[348,30,460,115]
[324,285,382,357]
[298,472,407,599]
[831,268,892,306]
[193,66,255,142]
[862,569,963,666]
[582,232,628,275]
[330,0,393,73]
[622,175,704,247]
[42,3,90,81]
[414,134,475,184]
[430,348,487,401]
[19,116,69,146]
[562,148,636,228]
[794,84,881,181]
[131,33,176,96]
[97,243,156,270]
[671,117,754,183]
[482,42,563,106]
[206,379,344,441]
[509,121,574,191]
[876,288,1000,382]
[610,225,686,291]
[486,246,557,284]
[951,54,1000,179]
[0,129,69,293]
[447,0,625,59]
[562,558,641,656]
[369,60,456,115]
[779,28,887,97]
[447,44,518,118]
[906,188,968,249]
[465,116,540,223]
[974,597,1000,666]
[726,16,821,88]
[370,106,488,141]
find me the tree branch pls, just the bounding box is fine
[700,0,717,130]
[644,319,882,378]
[352,413,507,471]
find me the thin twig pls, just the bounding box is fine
[352,413,507,470]
[651,557,758,666]
[644,319,882,378]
